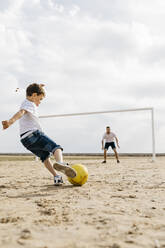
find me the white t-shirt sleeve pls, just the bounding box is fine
[20,100,35,114]
[19,99,42,135]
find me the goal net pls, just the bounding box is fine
[39,108,155,161]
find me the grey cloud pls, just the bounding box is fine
[54,0,131,21]
[142,45,165,65]
[86,27,136,61]
[128,82,165,100]
[0,0,11,12]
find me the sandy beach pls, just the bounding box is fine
[0,156,165,248]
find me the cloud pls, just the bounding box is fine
[0,0,165,153]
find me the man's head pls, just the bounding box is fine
[106,126,111,134]
[26,83,45,106]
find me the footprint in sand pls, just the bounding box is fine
[19,229,31,239]
[17,229,32,245]
[35,199,56,216]
[0,216,23,223]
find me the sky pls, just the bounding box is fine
[0,0,165,154]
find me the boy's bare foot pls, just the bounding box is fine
[53,162,77,178]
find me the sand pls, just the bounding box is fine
[0,156,165,248]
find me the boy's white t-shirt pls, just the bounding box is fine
[19,99,42,135]
[102,132,116,143]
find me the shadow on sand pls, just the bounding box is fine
[7,184,77,199]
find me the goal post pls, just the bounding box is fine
[39,107,156,162]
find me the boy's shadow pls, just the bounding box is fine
[7,184,78,199]
[40,184,76,192]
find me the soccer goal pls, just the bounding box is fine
[39,107,156,161]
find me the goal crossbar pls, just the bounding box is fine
[39,107,152,118]
[39,107,156,161]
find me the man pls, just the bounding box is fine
[102,126,120,163]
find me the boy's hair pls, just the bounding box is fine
[106,126,110,129]
[26,83,45,97]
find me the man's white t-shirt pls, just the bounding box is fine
[19,99,42,137]
[102,132,116,143]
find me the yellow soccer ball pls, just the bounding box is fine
[68,164,88,186]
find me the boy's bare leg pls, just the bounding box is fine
[54,148,63,163]
[53,148,76,178]
[44,158,57,177]
[113,148,120,162]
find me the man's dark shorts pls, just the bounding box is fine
[21,130,62,162]
[104,142,116,150]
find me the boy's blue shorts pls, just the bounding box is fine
[20,130,63,162]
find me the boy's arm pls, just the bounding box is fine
[2,109,27,130]
[115,136,120,148]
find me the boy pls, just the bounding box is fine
[2,83,76,185]
[102,126,120,163]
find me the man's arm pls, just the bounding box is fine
[115,136,120,148]
[102,139,104,150]
[2,109,27,130]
